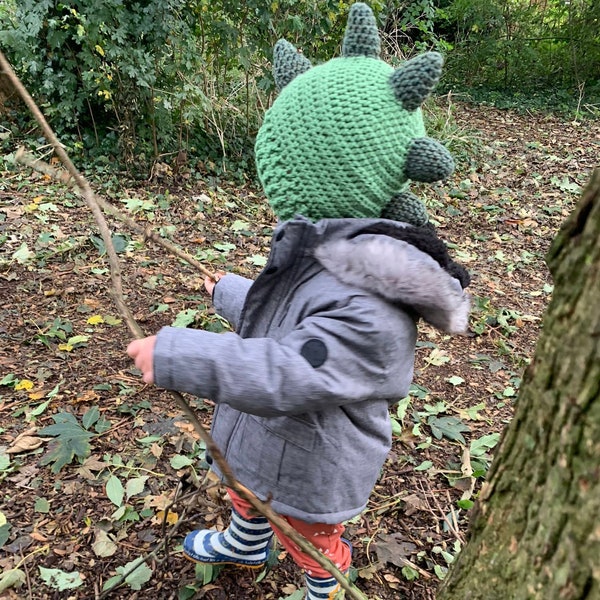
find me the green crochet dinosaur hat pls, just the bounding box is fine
[255,2,454,226]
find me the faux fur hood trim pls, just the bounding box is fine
[314,234,470,333]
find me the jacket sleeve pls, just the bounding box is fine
[152,294,417,417]
[212,274,254,330]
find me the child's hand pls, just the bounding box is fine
[127,336,157,384]
[204,271,225,296]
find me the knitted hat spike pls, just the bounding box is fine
[256,2,455,227]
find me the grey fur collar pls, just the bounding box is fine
[314,233,470,333]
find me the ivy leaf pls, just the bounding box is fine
[428,416,470,444]
[38,412,95,473]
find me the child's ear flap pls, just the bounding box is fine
[273,39,312,91]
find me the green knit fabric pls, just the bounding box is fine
[255,2,454,225]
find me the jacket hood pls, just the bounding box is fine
[312,218,471,333]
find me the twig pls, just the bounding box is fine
[0,50,367,600]
[421,480,465,545]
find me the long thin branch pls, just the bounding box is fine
[0,50,366,599]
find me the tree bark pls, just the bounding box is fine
[437,168,600,600]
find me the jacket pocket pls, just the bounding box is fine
[227,413,317,487]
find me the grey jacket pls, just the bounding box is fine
[153,216,469,523]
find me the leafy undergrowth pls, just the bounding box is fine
[0,102,598,599]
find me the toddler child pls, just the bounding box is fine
[127,4,470,598]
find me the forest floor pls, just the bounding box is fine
[0,101,598,600]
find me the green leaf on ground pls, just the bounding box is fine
[38,412,95,472]
[247,254,268,266]
[34,497,50,513]
[415,460,434,471]
[39,567,83,591]
[0,568,26,593]
[428,416,470,443]
[172,309,198,328]
[117,558,153,590]
[126,476,148,500]
[170,454,194,469]
[12,242,35,264]
[106,475,125,507]
[470,433,501,457]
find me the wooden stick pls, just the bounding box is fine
[0,50,366,599]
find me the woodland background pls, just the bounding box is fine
[0,0,598,174]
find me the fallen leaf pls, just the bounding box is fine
[30,531,49,542]
[73,390,99,404]
[151,510,178,525]
[149,443,163,458]
[82,456,108,471]
[14,379,34,391]
[92,529,118,557]
[402,493,428,515]
[7,432,46,454]
[374,533,417,568]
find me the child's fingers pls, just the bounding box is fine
[126,339,141,358]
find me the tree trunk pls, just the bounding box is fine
[437,168,600,600]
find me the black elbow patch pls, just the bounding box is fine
[300,338,328,368]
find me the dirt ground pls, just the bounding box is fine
[0,102,598,599]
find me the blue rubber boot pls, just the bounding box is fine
[305,573,346,599]
[183,507,273,568]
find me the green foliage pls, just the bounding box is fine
[38,408,103,472]
[39,567,83,591]
[0,0,198,167]
[0,0,386,171]
[102,557,153,592]
[439,0,600,111]
[380,0,446,58]
[2,0,596,173]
